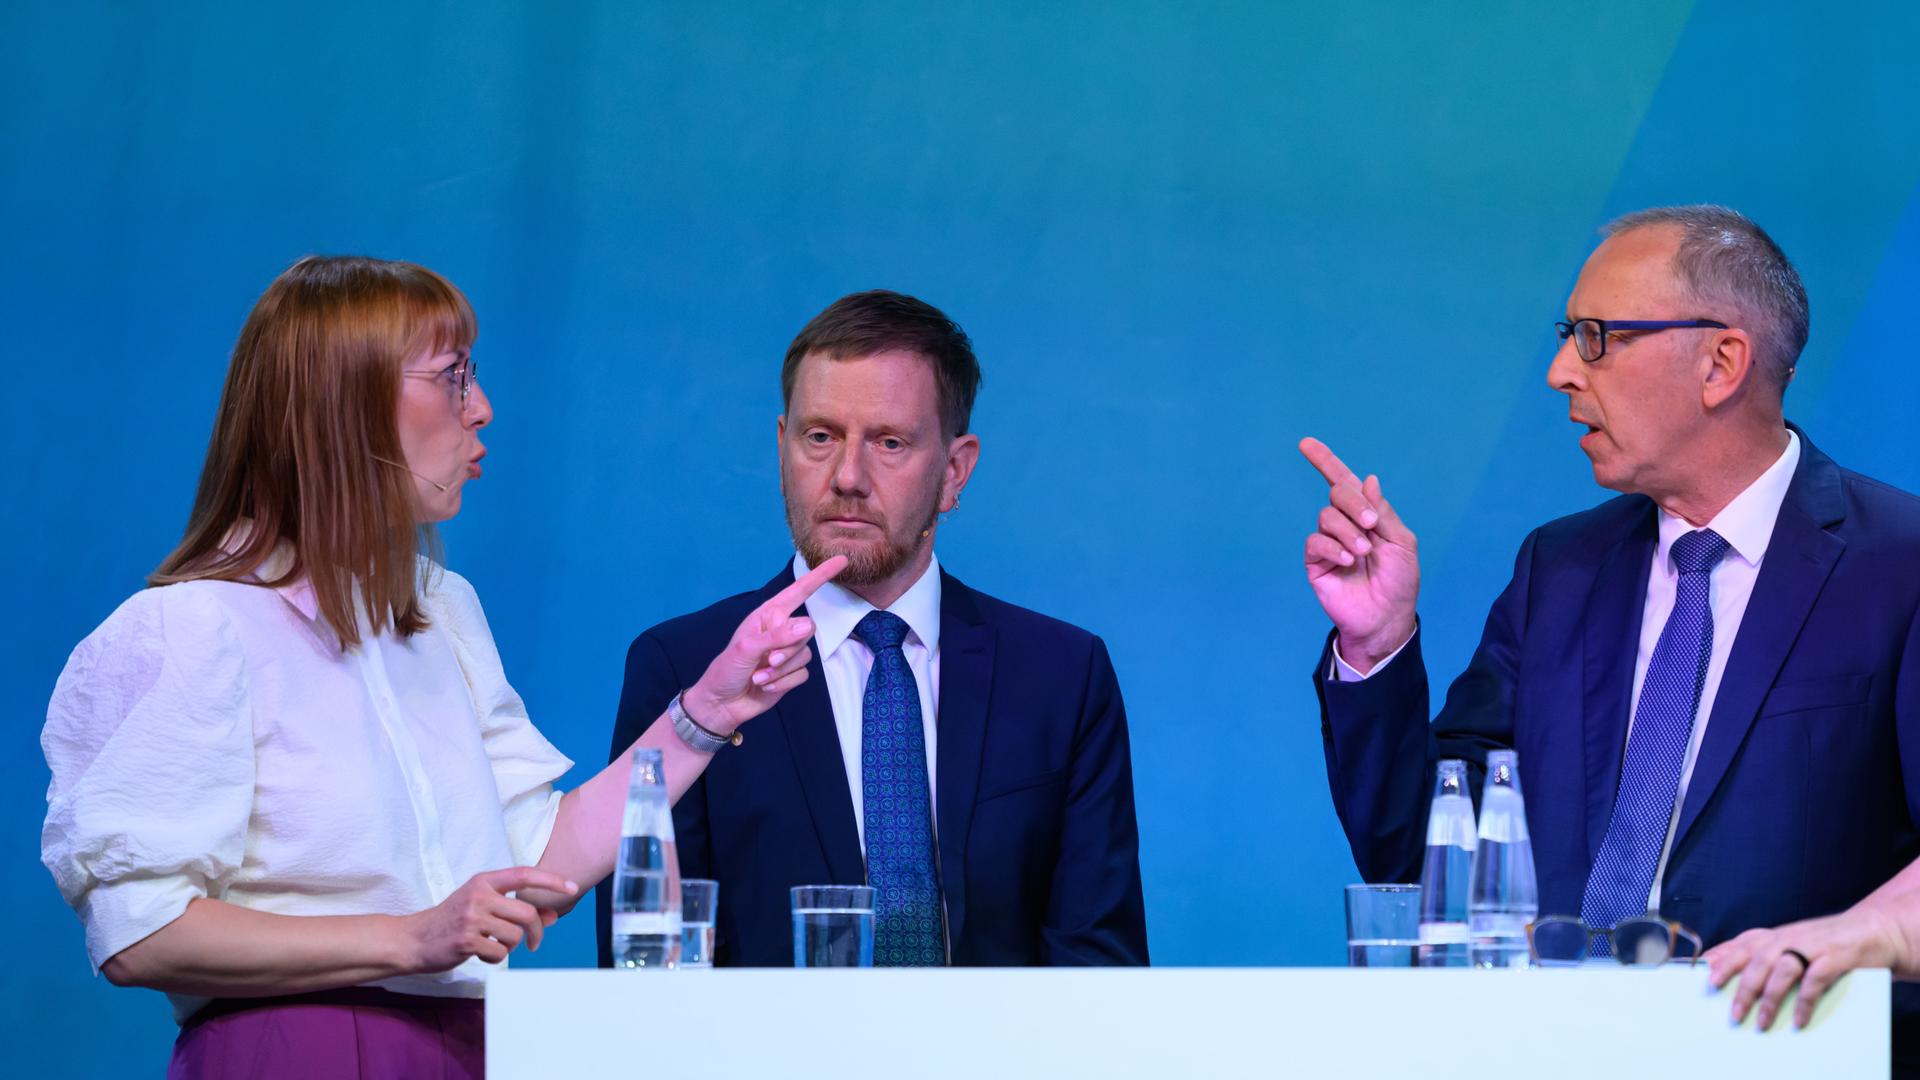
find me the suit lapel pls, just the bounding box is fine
[762,566,867,886]
[1582,506,1658,862]
[1672,431,1846,849]
[934,572,994,952]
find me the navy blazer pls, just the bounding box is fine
[1316,425,1920,947]
[597,565,1149,967]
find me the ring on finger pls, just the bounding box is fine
[1783,948,1812,970]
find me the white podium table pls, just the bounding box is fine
[487,966,1889,1078]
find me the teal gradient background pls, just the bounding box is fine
[6,2,1919,1072]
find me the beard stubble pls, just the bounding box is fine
[785,485,942,589]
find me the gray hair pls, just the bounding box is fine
[1602,205,1809,396]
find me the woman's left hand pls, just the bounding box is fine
[1705,905,1907,1031]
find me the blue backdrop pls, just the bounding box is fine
[7,2,1920,1073]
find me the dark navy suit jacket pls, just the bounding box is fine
[597,565,1149,967]
[1316,427,1920,1054]
[1317,427,1920,941]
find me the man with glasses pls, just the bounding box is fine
[1299,205,1920,1052]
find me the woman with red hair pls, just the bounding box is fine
[41,255,841,1076]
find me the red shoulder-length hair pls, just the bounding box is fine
[151,255,477,648]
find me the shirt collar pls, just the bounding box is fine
[1655,428,1800,571]
[223,520,321,622]
[793,550,943,659]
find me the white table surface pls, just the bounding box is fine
[487,965,1889,1078]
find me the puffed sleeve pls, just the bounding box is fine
[40,585,256,973]
[427,567,574,865]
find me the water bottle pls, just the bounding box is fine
[1418,759,1476,967]
[1467,749,1537,968]
[610,747,681,969]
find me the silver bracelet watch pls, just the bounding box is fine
[669,692,741,754]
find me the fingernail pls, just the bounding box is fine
[769,651,786,666]
[795,618,813,633]
[752,670,770,684]
[1356,539,1371,554]
[1361,511,1378,528]
[1338,551,1353,566]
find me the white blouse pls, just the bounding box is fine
[40,559,573,1020]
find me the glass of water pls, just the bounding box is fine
[791,885,874,968]
[680,879,718,968]
[1345,884,1421,967]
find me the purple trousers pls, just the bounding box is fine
[168,987,485,1079]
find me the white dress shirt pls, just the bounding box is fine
[1632,430,1799,902]
[793,552,942,854]
[1335,431,1801,909]
[41,555,573,1021]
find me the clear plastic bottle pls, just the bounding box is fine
[609,747,681,969]
[1467,750,1537,968]
[1418,759,1476,967]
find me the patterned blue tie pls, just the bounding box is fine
[853,610,945,966]
[1580,528,1730,953]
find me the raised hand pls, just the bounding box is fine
[1299,437,1419,673]
[681,554,848,734]
[402,867,579,971]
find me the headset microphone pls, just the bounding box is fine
[372,455,456,494]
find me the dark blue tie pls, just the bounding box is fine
[1580,528,1730,951]
[853,610,944,966]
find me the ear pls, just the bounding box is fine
[1700,328,1755,410]
[941,432,981,512]
[776,414,789,478]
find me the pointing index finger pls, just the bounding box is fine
[764,554,849,617]
[1299,437,1362,489]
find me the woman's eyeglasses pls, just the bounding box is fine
[401,356,479,413]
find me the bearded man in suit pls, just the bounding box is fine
[599,289,1148,967]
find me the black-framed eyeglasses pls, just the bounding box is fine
[1526,915,1703,967]
[1554,318,1728,363]
[402,355,480,413]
